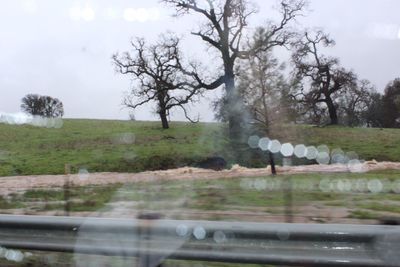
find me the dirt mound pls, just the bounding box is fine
[1,161,400,194]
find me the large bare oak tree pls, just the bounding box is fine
[291,30,356,125]
[163,0,306,139]
[113,35,219,129]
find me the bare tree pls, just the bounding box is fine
[291,30,356,125]
[382,78,400,128]
[21,94,64,118]
[162,0,306,140]
[113,35,216,129]
[337,79,376,127]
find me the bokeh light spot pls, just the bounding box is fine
[316,151,330,165]
[305,146,318,160]
[193,226,206,240]
[280,143,294,157]
[81,6,95,21]
[269,140,281,153]
[294,144,307,158]
[368,179,383,193]
[258,137,270,151]
[213,231,227,243]
[176,224,189,237]
[247,135,260,149]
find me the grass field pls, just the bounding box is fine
[1,170,399,223]
[0,119,400,176]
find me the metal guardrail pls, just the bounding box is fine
[0,215,400,266]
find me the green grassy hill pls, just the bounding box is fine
[0,119,399,176]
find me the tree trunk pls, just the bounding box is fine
[325,96,338,125]
[225,71,246,142]
[159,109,169,129]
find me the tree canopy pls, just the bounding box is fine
[21,94,64,118]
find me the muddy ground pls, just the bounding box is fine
[1,161,400,224]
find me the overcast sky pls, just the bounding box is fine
[1,0,399,121]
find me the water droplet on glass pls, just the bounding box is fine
[305,146,318,160]
[269,140,281,153]
[78,168,89,180]
[53,118,63,129]
[354,179,368,192]
[240,178,252,190]
[5,250,24,262]
[346,151,359,160]
[193,226,206,240]
[331,148,345,164]
[317,145,330,154]
[176,224,189,237]
[248,135,260,149]
[213,231,227,243]
[319,178,331,192]
[0,247,6,257]
[391,180,400,193]
[111,133,136,145]
[258,137,270,151]
[348,159,365,173]
[277,229,290,241]
[368,179,383,193]
[337,179,352,192]
[316,151,330,165]
[123,151,136,162]
[254,179,267,191]
[294,144,307,158]
[280,143,294,157]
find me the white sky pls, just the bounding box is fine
[0,0,399,121]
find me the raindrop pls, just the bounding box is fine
[254,179,267,191]
[0,247,5,257]
[258,137,270,151]
[78,168,89,180]
[213,231,227,243]
[24,252,33,257]
[346,151,359,160]
[316,151,330,165]
[317,145,330,154]
[69,7,81,20]
[280,143,294,157]
[193,226,206,240]
[135,8,149,22]
[176,224,189,237]
[337,179,352,192]
[305,146,318,160]
[294,144,307,158]
[282,157,292,166]
[248,135,260,149]
[0,150,8,161]
[269,140,281,153]
[81,6,95,21]
[104,7,120,20]
[368,179,383,193]
[240,178,252,190]
[147,7,161,21]
[392,180,400,194]
[53,118,63,129]
[277,229,290,241]
[111,133,135,145]
[348,159,365,173]
[5,250,24,262]
[319,178,331,192]
[123,151,136,162]
[265,178,276,191]
[331,148,345,164]
[353,179,368,192]
[123,8,136,21]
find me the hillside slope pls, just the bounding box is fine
[0,119,399,176]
